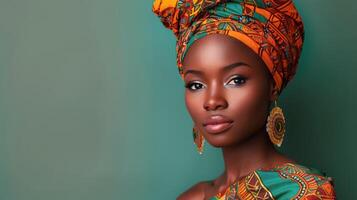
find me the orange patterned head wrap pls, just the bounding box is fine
[152,0,304,94]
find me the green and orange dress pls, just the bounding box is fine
[210,162,336,200]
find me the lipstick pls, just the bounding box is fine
[203,115,233,134]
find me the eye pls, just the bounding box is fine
[226,75,246,86]
[185,81,205,91]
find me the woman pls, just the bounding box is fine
[152,0,337,199]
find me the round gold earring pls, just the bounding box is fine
[192,126,205,154]
[266,100,286,147]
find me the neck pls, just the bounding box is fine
[219,126,278,186]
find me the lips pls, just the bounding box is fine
[203,115,233,134]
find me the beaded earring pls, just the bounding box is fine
[192,126,205,154]
[266,100,286,147]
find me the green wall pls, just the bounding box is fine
[0,0,355,199]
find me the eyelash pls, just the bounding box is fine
[185,76,247,91]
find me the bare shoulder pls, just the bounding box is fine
[176,181,210,200]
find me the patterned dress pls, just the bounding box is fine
[210,162,336,200]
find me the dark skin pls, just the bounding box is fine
[177,34,296,200]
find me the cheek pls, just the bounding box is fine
[228,84,269,128]
[184,91,203,123]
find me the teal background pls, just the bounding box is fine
[0,0,356,199]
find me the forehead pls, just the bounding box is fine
[182,34,268,77]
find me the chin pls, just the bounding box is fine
[204,134,236,148]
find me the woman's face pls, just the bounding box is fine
[182,34,278,147]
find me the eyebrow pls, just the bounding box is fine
[183,62,251,76]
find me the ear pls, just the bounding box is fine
[269,81,279,102]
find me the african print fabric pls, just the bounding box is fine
[152,0,304,94]
[210,163,336,200]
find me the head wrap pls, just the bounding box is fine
[152,0,304,94]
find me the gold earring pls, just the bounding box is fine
[192,126,205,154]
[266,100,286,147]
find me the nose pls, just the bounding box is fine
[203,83,228,111]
